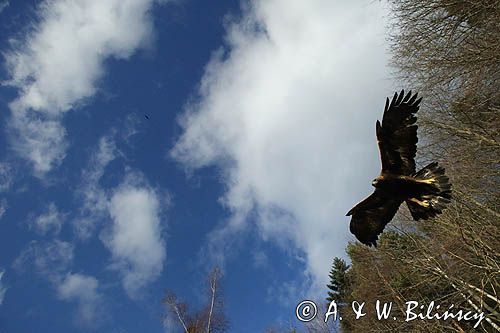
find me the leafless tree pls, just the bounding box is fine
[162,267,228,333]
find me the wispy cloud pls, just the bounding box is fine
[252,250,268,269]
[0,1,9,14]
[30,202,65,235]
[172,0,393,292]
[0,163,12,192]
[0,163,12,221]
[0,199,7,220]
[4,0,165,175]
[74,134,117,240]
[102,173,166,298]
[12,240,104,326]
[162,310,179,332]
[0,269,7,305]
[13,240,74,282]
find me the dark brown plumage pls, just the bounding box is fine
[346,90,452,246]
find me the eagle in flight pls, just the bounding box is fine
[347,90,452,246]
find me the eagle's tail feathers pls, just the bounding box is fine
[407,162,452,220]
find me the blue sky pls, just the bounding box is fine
[0,0,396,332]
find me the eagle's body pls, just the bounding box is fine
[374,174,438,199]
[347,90,452,246]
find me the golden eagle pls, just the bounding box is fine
[347,90,452,246]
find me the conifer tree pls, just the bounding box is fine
[326,257,350,304]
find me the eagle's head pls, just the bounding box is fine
[371,176,383,187]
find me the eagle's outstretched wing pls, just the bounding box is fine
[376,90,421,175]
[347,191,403,246]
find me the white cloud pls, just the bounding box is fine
[0,269,7,305]
[5,0,165,175]
[172,0,393,293]
[74,118,144,239]
[31,202,65,235]
[103,174,166,297]
[57,273,104,326]
[73,131,167,298]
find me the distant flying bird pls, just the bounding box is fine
[346,90,452,246]
[144,114,150,120]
